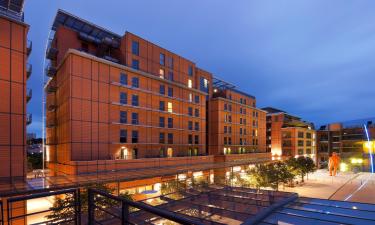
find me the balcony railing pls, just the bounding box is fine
[26,113,32,125]
[45,62,57,77]
[27,40,32,56]
[46,40,58,60]
[26,63,32,79]
[26,88,32,103]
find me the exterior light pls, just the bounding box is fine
[178,174,186,180]
[350,158,363,164]
[233,166,241,172]
[154,183,161,191]
[193,171,203,177]
[213,89,217,93]
[340,162,348,172]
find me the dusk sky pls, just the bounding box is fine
[25,0,375,137]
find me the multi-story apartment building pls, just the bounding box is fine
[45,10,213,175]
[317,119,375,166]
[263,107,316,160]
[208,78,267,155]
[0,0,31,181]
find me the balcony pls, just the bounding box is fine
[45,62,57,77]
[26,63,32,79]
[26,113,32,125]
[27,40,32,56]
[26,88,32,102]
[46,41,58,60]
[47,103,57,112]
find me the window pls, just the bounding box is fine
[132,77,139,88]
[244,129,247,135]
[132,59,139,70]
[240,138,243,145]
[240,118,243,124]
[167,57,173,68]
[132,131,138,143]
[194,135,199,144]
[194,109,199,117]
[168,71,174,81]
[188,121,193,130]
[160,84,165,95]
[306,133,312,139]
[132,41,139,55]
[120,92,127,104]
[168,117,173,128]
[228,137,232,145]
[159,117,165,127]
[199,77,209,93]
[306,140,312,146]
[228,126,232,134]
[188,134,193,144]
[298,132,304,138]
[131,95,139,106]
[131,113,139,125]
[81,42,89,52]
[120,73,127,85]
[298,149,304,155]
[228,115,232,123]
[189,93,193,102]
[188,79,192,88]
[306,148,312,154]
[240,98,243,104]
[228,105,232,111]
[120,111,127,123]
[243,119,246,125]
[159,133,165,144]
[168,87,173,97]
[167,102,173,113]
[159,101,165,111]
[167,133,173,144]
[159,69,165,78]
[195,122,199,131]
[160,53,165,65]
[298,140,304,147]
[224,137,227,145]
[120,130,127,143]
[240,128,243,135]
[188,107,193,116]
[240,108,243,114]
[194,95,200,104]
[188,65,193,76]
[224,104,227,111]
[224,126,227,134]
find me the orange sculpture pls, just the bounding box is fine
[329,152,340,176]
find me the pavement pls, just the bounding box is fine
[282,169,375,204]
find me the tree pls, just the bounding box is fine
[287,156,316,183]
[47,183,132,224]
[272,161,295,190]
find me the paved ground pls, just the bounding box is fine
[282,169,375,204]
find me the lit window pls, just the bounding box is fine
[159,68,165,79]
[168,102,173,113]
[189,93,192,102]
[188,79,192,88]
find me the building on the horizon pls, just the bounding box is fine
[0,0,31,181]
[262,107,316,161]
[44,10,268,176]
[208,78,267,156]
[316,119,375,168]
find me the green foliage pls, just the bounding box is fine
[27,152,42,171]
[46,183,132,224]
[286,156,316,182]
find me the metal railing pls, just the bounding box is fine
[27,40,32,56]
[0,5,24,22]
[88,188,203,225]
[6,188,80,225]
[26,113,32,125]
[26,88,32,102]
[45,62,57,77]
[26,63,32,78]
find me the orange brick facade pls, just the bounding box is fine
[45,10,269,175]
[208,89,267,155]
[0,14,29,180]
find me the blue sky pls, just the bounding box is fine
[25,0,375,137]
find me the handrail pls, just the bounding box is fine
[88,188,203,225]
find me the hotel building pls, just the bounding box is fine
[45,10,212,175]
[0,0,31,181]
[208,78,267,156]
[263,107,316,160]
[317,119,375,166]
